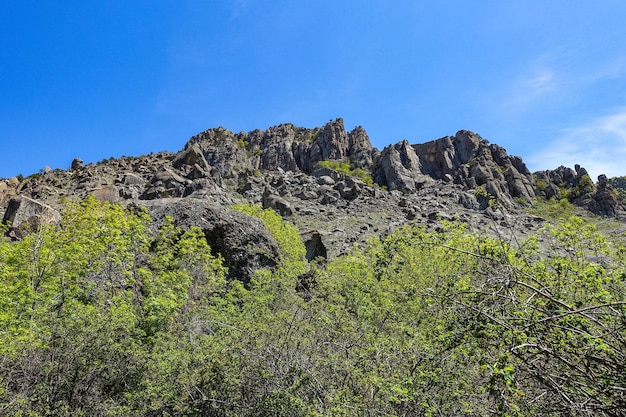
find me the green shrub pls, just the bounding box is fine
[3,198,625,416]
[231,203,306,273]
[318,159,374,186]
[535,178,548,192]
[568,173,594,200]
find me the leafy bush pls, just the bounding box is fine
[231,202,306,272]
[529,196,576,220]
[1,199,625,416]
[535,177,548,192]
[567,173,595,200]
[608,175,626,201]
[0,197,227,416]
[318,159,374,186]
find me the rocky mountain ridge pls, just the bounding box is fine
[2,118,624,281]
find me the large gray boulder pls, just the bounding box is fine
[2,196,61,239]
[172,143,210,170]
[137,198,280,284]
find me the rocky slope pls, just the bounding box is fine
[2,118,624,281]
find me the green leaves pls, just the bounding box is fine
[318,159,374,186]
[1,199,625,416]
[0,198,229,416]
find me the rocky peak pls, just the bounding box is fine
[589,174,624,216]
[182,118,376,178]
[373,130,535,207]
[533,164,595,203]
[310,118,350,161]
[413,130,481,178]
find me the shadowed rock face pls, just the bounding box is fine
[301,231,327,262]
[2,196,60,239]
[138,198,280,284]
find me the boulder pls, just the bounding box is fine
[2,196,60,239]
[91,186,120,203]
[71,158,84,170]
[172,143,211,173]
[317,176,335,186]
[123,173,145,186]
[138,198,280,284]
[140,167,189,199]
[262,188,293,216]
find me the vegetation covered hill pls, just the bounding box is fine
[1,197,625,416]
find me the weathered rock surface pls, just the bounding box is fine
[2,118,623,268]
[185,118,377,179]
[374,130,536,208]
[582,174,625,216]
[138,198,280,283]
[534,165,625,216]
[2,196,60,239]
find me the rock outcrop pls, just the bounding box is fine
[534,165,625,216]
[185,118,377,179]
[2,118,622,269]
[582,174,625,216]
[138,198,280,283]
[2,196,60,239]
[373,130,535,208]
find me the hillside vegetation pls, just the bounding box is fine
[608,176,626,201]
[1,198,625,416]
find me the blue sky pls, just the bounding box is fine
[2,1,626,179]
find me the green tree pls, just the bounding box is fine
[0,198,228,416]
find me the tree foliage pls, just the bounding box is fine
[317,159,374,186]
[1,199,625,416]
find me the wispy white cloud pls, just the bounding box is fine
[527,108,626,179]
[527,69,555,90]
[497,46,626,118]
[497,54,565,115]
[582,56,626,84]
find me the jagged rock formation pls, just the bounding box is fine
[534,164,592,200]
[183,119,378,179]
[608,176,626,201]
[374,130,535,207]
[534,165,625,216]
[182,119,540,212]
[582,174,625,216]
[1,118,622,273]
